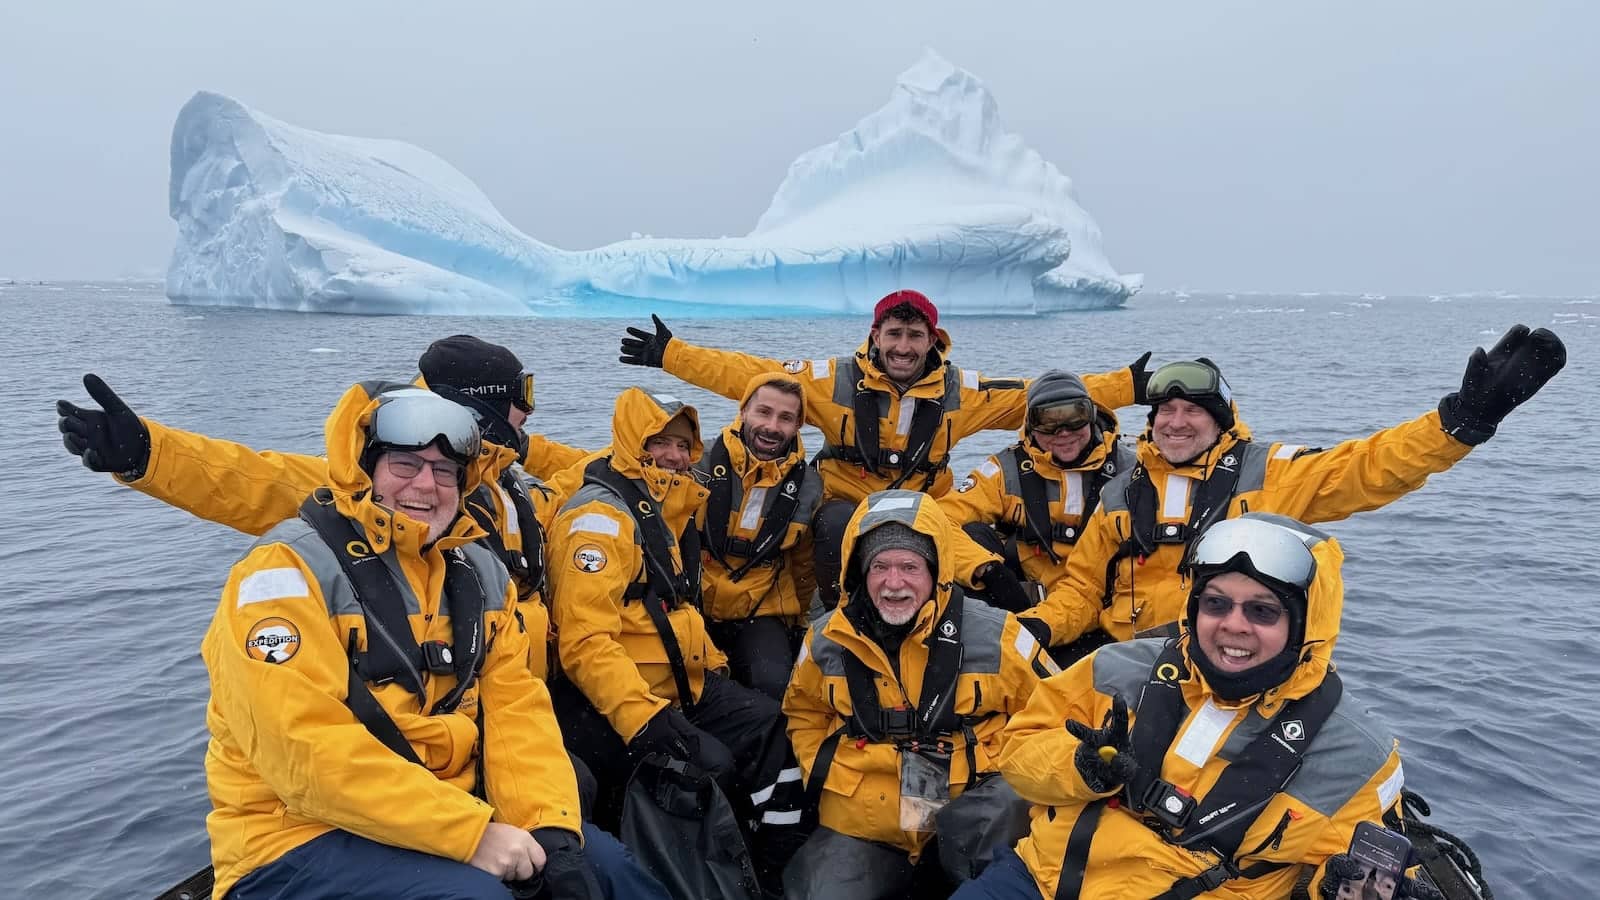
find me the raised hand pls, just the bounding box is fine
[57,373,152,477]
[619,314,673,368]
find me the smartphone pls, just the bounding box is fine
[1334,821,1413,900]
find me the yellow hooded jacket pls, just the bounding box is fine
[783,491,1058,857]
[1001,522,1405,899]
[659,334,1136,506]
[698,372,823,623]
[938,404,1132,589]
[1030,408,1473,645]
[116,383,577,680]
[548,388,728,742]
[201,382,580,898]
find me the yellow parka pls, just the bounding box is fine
[698,372,822,623]
[659,333,1136,506]
[1001,523,1404,899]
[1030,409,1473,645]
[548,388,728,742]
[783,491,1058,857]
[938,405,1131,589]
[201,383,580,898]
[117,386,577,680]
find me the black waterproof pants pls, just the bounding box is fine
[809,499,859,610]
[707,616,803,702]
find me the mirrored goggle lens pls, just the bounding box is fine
[1147,361,1231,406]
[1187,517,1317,592]
[370,389,482,462]
[515,371,535,414]
[1029,398,1094,434]
[1197,594,1285,626]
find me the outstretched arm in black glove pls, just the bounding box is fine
[1318,853,1444,900]
[1064,694,1136,794]
[619,315,674,368]
[57,373,152,479]
[1128,351,1154,405]
[1438,323,1566,445]
[626,706,700,763]
[524,828,603,900]
[975,562,1035,614]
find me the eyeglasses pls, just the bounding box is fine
[1146,360,1232,407]
[1196,593,1285,627]
[1029,398,1095,435]
[1186,515,1319,593]
[382,451,465,485]
[368,388,482,462]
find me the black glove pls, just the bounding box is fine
[1438,324,1566,445]
[976,562,1033,614]
[1064,694,1135,794]
[1318,853,1443,900]
[1016,615,1052,647]
[627,706,699,763]
[530,828,603,900]
[57,373,152,478]
[1128,351,1154,405]
[619,314,673,368]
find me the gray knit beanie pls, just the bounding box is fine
[856,522,937,574]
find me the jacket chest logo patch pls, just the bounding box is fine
[1281,719,1305,741]
[783,359,806,374]
[573,544,609,573]
[245,617,301,664]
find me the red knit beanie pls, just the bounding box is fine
[872,290,938,330]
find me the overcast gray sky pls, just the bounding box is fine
[2,0,1595,295]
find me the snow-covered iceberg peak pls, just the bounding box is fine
[755,49,1140,306]
[167,91,555,314]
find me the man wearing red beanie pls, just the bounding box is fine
[618,291,1148,613]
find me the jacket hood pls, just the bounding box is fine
[837,490,959,622]
[322,380,492,547]
[1180,515,1345,710]
[728,371,807,466]
[608,387,703,496]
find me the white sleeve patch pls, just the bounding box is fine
[963,369,980,390]
[868,495,917,513]
[1273,444,1305,460]
[812,358,831,381]
[236,567,311,608]
[568,513,622,537]
[795,640,810,667]
[977,459,1000,478]
[1377,760,1405,811]
[495,484,521,535]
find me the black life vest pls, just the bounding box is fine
[698,435,809,583]
[1054,642,1342,900]
[801,587,983,827]
[817,356,981,492]
[467,467,548,598]
[582,457,704,711]
[298,489,489,765]
[1002,442,1124,565]
[1100,446,1249,610]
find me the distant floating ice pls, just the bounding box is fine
[307,347,340,354]
[165,51,1139,317]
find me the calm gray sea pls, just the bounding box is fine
[1,283,1595,899]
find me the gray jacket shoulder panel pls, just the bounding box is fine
[957,597,1009,675]
[1089,638,1166,701]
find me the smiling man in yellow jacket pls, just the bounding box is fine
[782,490,1060,899]
[954,514,1420,900]
[201,384,598,899]
[1019,325,1566,661]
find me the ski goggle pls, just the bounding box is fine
[1028,398,1096,435]
[368,388,482,464]
[455,371,536,414]
[1186,516,1318,594]
[1196,594,1286,627]
[1146,361,1232,407]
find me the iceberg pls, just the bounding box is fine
[167,51,1139,316]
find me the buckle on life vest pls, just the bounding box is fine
[420,640,455,675]
[1153,522,1189,544]
[1138,777,1196,831]
[879,706,916,739]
